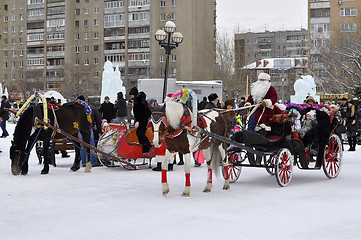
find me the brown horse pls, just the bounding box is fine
[150,101,230,196]
[10,102,91,175]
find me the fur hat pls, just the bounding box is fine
[129,87,138,96]
[224,99,235,107]
[258,72,270,81]
[208,93,218,102]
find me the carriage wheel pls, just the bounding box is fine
[323,134,343,179]
[275,148,293,187]
[265,154,276,176]
[222,152,244,183]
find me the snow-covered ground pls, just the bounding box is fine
[1,122,361,240]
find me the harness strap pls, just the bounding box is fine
[50,107,59,139]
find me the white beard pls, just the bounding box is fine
[251,80,271,104]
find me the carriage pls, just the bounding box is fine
[96,123,160,169]
[195,107,343,187]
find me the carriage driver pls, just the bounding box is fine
[244,72,278,134]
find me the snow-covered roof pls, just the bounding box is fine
[176,80,222,86]
[244,57,308,69]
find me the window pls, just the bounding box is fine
[4,16,8,22]
[171,12,176,20]
[4,51,7,57]
[4,62,7,68]
[12,3,16,10]
[12,15,16,21]
[4,27,8,33]
[171,68,176,76]
[94,72,99,78]
[12,38,16,44]
[19,50,23,56]
[75,33,80,40]
[12,50,16,57]
[28,9,44,17]
[94,45,99,51]
[94,7,99,14]
[19,61,24,68]
[28,0,44,4]
[94,19,99,26]
[84,32,89,39]
[12,74,16,80]
[75,8,80,15]
[27,33,44,41]
[27,58,44,66]
[172,0,176,7]
[12,62,16,68]
[160,0,165,7]
[160,55,165,62]
[19,37,23,44]
[12,26,16,33]
[75,59,79,66]
[104,14,125,27]
[84,45,89,52]
[84,20,89,27]
[19,26,24,32]
[20,14,24,21]
[47,19,65,27]
[94,32,99,39]
[75,21,79,27]
[104,1,125,9]
[84,8,89,14]
[84,58,89,65]
[20,3,24,9]
[94,58,98,65]
[4,4,8,11]
[130,12,146,21]
[4,38,8,45]
[340,8,357,17]
[47,32,65,40]
[310,8,330,18]
[75,46,79,53]
[171,55,176,62]
[340,23,357,32]
[160,13,165,21]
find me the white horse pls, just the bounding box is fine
[150,101,230,196]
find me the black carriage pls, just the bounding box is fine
[196,110,343,187]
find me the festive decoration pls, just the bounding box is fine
[74,99,92,124]
[16,91,49,130]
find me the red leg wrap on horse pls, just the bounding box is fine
[185,173,191,187]
[224,165,230,180]
[207,168,212,183]
[162,169,167,183]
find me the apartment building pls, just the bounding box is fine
[308,0,361,93]
[234,30,308,70]
[0,0,216,101]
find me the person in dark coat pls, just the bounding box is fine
[339,97,348,119]
[99,96,116,123]
[129,87,152,154]
[346,100,360,151]
[0,95,11,138]
[89,101,102,144]
[198,97,208,110]
[114,92,127,125]
[205,93,220,109]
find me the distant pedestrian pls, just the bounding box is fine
[346,100,360,151]
[0,95,11,138]
[99,96,116,123]
[113,92,127,125]
[204,93,220,109]
[198,96,208,110]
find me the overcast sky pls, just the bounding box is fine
[217,0,308,34]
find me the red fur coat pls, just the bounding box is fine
[246,85,278,127]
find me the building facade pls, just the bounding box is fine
[235,30,308,70]
[0,0,216,101]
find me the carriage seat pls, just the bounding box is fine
[231,130,270,147]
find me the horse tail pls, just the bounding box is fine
[210,142,221,176]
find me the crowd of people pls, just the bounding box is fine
[0,74,360,167]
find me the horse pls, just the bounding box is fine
[150,101,230,196]
[10,102,91,175]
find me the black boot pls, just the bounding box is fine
[168,163,173,171]
[348,137,353,151]
[352,136,357,151]
[152,162,162,171]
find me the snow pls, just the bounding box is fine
[1,123,361,240]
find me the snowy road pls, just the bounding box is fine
[1,123,361,240]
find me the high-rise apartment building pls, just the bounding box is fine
[234,30,308,71]
[0,0,216,101]
[308,0,361,92]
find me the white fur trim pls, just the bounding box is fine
[255,124,271,131]
[264,99,272,108]
[244,102,251,107]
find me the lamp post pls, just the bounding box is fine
[155,21,183,102]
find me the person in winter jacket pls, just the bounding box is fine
[346,100,360,151]
[0,95,11,138]
[114,92,127,125]
[99,96,116,123]
[205,93,220,109]
[129,87,152,154]
[198,97,208,110]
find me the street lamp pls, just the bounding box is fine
[155,21,183,102]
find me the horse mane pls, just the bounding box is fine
[165,101,184,130]
[13,106,35,150]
